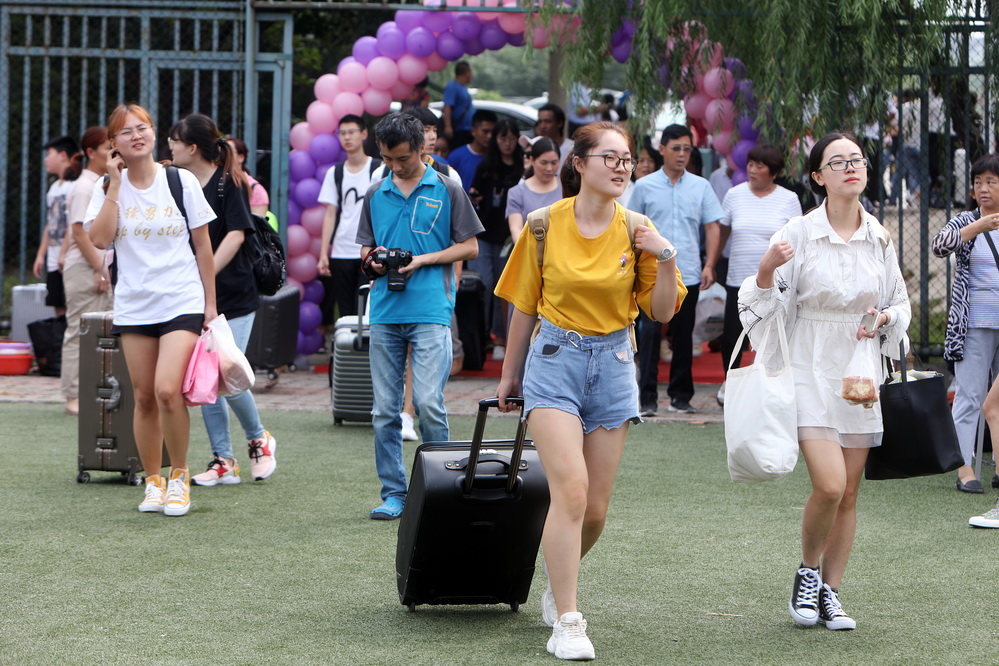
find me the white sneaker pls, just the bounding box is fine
[400,412,419,442]
[492,345,505,361]
[547,612,595,661]
[716,381,726,406]
[969,498,999,528]
[541,559,558,627]
[163,469,191,517]
[138,475,166,513]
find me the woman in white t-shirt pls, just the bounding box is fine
[62,126,115,416]
[88,104,217,518]
[718,144,802,385]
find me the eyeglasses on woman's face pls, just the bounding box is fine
[820,157,869,171]
[116,124,152,140]
[582,153,637,172]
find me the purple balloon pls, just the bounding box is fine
[479,21,507,50]
[421,11,452,34]
[309,133,341,165]
[611,40,632,64]
[377,21,398,39]
[406,27,437,58]
[377,27,407,60]
[287,200,302,227]
[315,162,335,183]
[451,13,481,41]
[303,279,325,305]
[724,57,747,80]
[622,18,636,37]
[437,32,465,61]
[657,64,672,89]
[464,35,485,56]
[735,79,756,110]
[507,31,525,47]
[611,26,629,48]
[737,114,760,142]
[353,36,381,66]
[299,301,322,332]
[731,168,748,186]
[302,330,324,356]
[289,151,316,182]
[395,10,423,33]
[731,139,756,171]
[294,178,322,209]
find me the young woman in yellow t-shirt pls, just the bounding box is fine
[495,121,685,660]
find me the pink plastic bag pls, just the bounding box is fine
[182,330,219,407]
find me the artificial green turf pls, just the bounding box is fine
[1,404,997,665]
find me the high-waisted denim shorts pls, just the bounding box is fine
[522,318,641,434]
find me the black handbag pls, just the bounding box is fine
[27,315,67,377]
[865,342,963,480]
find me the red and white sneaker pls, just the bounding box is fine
[191,457,241,487]
[248,430,277,481]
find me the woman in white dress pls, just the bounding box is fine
[739,131,910,631]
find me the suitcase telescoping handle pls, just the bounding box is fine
[353,283,371,352]
[463,397,528,495]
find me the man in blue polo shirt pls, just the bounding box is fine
[628,124,723,415]
[443,61,474,148]
[356,112,483,520]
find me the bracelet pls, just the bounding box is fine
[106,198,120,207]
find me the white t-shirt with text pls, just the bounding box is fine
[318,157,379,260]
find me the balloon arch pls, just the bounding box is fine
[286,4,761,358]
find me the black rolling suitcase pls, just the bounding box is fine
[246,284,300,382]
[455,269,487,370]
[77,311,169,484]
[396,397,550,611]
[330,284,372,425]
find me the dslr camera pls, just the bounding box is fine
[374,248,413,291]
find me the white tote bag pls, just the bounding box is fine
[724,316,798,482]
[207,314,255,397]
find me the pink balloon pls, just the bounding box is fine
[314,74,341,105]
[286,223,311,256]
[425,52,448,72]
[532,26,550,49]
[288,253,319,284]
[306,101,337,135]
[683,93,711,120]
[338,61,368,94]
[497,12,526,35]
[703,67,735,99]
[710,129,735,154]
[704,41,725,68]
[362,86,393,115]
[437,32,466,61]
[331,91,365,120]
[309,236,324,260]
[286,277,305,301]
[390,79,414,101]
[397,54,429,85]
[366,56,399,90]
[300,205,327,237]
[704,98,736,131]
[289,122,314,152]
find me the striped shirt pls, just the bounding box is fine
[720,183,802,287]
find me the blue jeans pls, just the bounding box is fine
[200,312,265,460]
[370,322,452,500]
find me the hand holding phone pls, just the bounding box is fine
[857,311,879,340]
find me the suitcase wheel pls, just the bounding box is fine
[126,471,143,486]
[76,471,91,484]
[510,602,519,612]
[406,602,416,612]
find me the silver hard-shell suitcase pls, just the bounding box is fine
[330,284,373,425]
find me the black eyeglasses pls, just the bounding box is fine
[582,154,637,172]
[820,158,869,171]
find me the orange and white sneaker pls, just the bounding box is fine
[138,474,166,513]
[192,457,241,486]
[248,430,277,481]
[163,468,192,517]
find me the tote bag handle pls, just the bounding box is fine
[728,315,790,375]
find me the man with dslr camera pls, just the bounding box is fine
[357,112,483,520]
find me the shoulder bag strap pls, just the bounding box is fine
[981,229,999,271]
[165,165,194,254]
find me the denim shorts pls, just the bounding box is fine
[522,319,641,434]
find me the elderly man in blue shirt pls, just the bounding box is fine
[357,113,483,520]
[628,124,724,415]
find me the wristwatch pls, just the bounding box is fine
[657,245,677,263]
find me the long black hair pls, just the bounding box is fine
[477,118,524,183]
[169,113,248,195]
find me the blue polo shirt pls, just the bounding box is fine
[628,170,724,287]
[443,80,473,132]
[356,165,483,326]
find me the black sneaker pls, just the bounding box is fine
[789,565,821,626]
[992,473,999,489]
[667,398,697,414]
[818,583,856,630]
[640,402,658,417]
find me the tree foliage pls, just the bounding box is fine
[544,0,979,155]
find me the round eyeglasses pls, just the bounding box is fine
[582,154,637,172]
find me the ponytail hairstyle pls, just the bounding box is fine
[168,113,248,196]
[74,126,109,178]
[226,136,251,174]
[560,121,634,197]
[43,135,82,181]
[523,136,559,179]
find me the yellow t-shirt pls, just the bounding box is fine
[495,197,686,336]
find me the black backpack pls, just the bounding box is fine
[244,212,286,296]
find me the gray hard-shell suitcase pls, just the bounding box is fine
[246,284,300,382]
[330,284,372,425]
[396,397,550,611]
[77,311,169,484]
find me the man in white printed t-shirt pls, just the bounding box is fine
[318,114,383,332]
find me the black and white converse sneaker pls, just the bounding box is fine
[818,583,857,630]
[789,565,821,626]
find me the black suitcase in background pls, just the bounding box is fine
[330,284,373,425]
[246,284,300,381]
[396,397,550,611]
[77,311,169,484]
[28,314,67,377]
[455,270,486,371]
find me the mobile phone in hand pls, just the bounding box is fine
[860,312,878,332]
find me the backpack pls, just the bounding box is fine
[333,158,383,231]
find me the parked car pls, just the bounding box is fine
[430,100,538,137]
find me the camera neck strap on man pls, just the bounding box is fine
[361,248,382,280]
